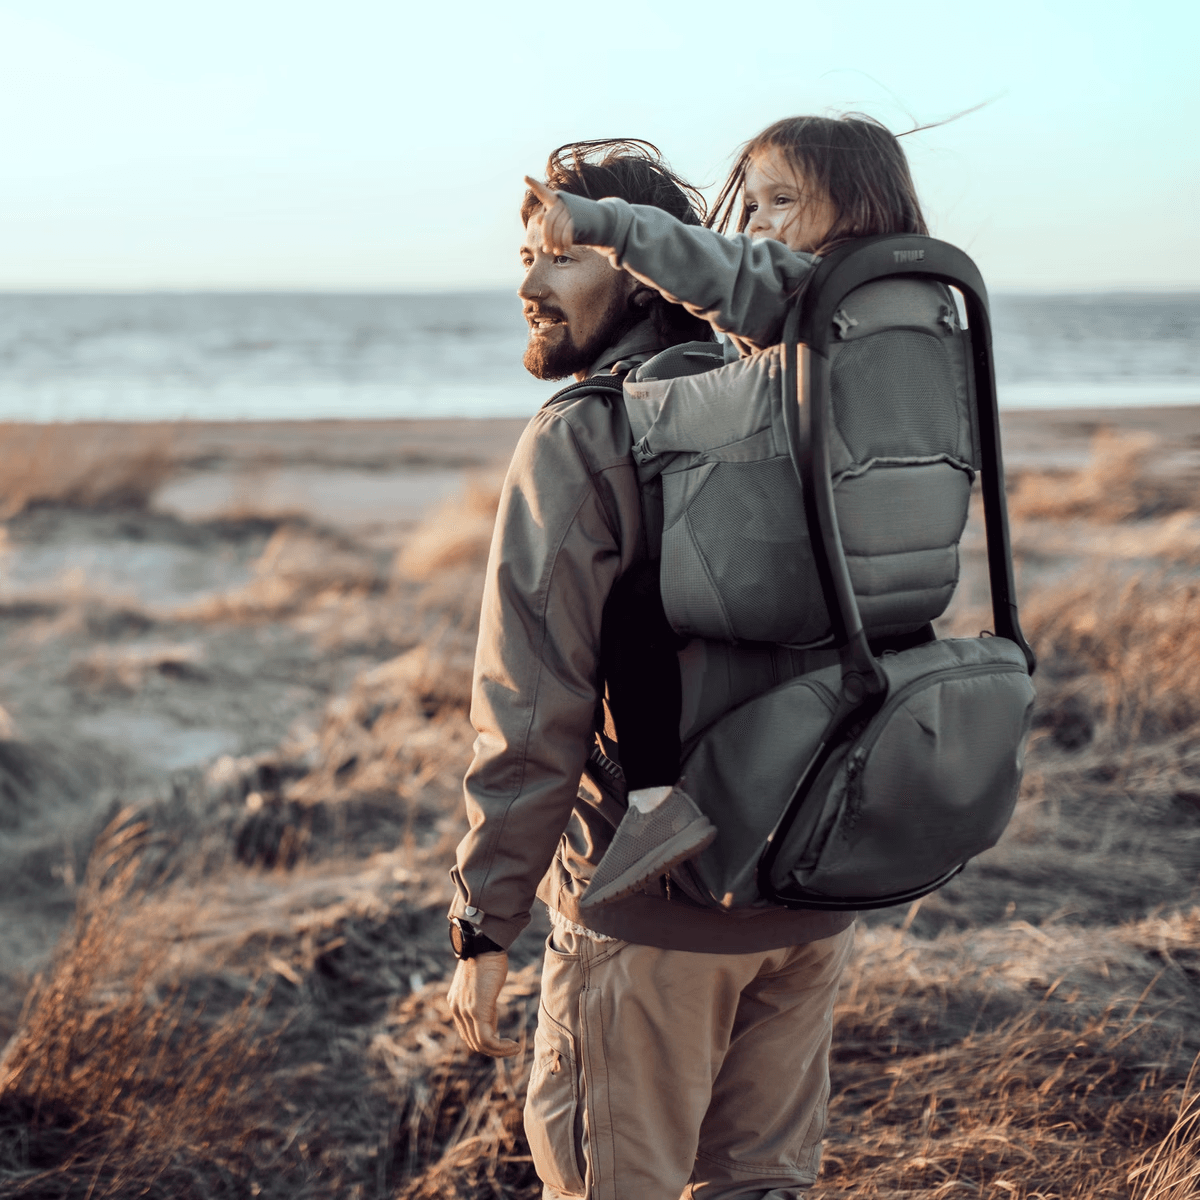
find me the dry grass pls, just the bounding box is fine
[373,972,541,1200]
[1130,1068,1200,1200]
[816,915,1197,1199]
[1008,428,1195,524]
[67,642,204,693]
[1023,569,1200,755]
[161,477,503,663]
[393,475,503,631]
[394,475,501,586]
[2,442,1199,1198]
[0,814,292,1198]
[286,641,474,810]
[273,478,502,814]
[0,425,176,518]
[171,524,388,624]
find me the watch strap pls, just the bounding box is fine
[449,917,504,960]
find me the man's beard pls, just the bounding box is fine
[522,290,638,381]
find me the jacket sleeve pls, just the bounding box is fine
[558,192,817,350]
[449,407,630,949]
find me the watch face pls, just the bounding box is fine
[449,920,467,957]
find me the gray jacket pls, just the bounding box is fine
[450,314,852,953]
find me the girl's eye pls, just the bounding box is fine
[775,195,793,206]
[744,202,758,214]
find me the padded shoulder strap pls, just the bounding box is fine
[542,373,625,409]
[541,371,655,565]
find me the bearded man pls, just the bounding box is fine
[446,140,854,1200]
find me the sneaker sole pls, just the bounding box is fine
[580,819,717,909]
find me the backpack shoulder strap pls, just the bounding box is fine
[540,371,656,564]
[545,371,658,772]
[542,373,625,409]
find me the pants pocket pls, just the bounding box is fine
[524,1006,586,1197]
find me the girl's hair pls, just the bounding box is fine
[709,115,928,252]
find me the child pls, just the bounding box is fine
[525,115,930,907]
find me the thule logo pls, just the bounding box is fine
[893,249,925,263]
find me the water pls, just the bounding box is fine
[0,292,546,422]
[0,290,1196,422]
[992,293,1200,410]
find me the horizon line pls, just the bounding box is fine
[1,284,1198,299]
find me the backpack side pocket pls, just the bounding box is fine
[676,666,841,909]
[777,639,1035,902]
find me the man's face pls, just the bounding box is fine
[519,210,639,381]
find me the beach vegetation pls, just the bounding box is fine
[0,425,1196,1197]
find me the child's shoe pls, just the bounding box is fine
[580,785,716,909]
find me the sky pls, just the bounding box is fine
[0,0,1195,293]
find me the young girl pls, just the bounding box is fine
[525,115,930,908]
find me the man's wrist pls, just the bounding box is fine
[449,916,505,960]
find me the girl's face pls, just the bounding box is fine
[742,148,836,253]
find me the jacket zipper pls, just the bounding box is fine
[589,743,625,784]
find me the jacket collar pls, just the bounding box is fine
[582,319,668,379]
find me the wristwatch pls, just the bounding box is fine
[449,916,504,960]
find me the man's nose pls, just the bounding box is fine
[518,261,548,302]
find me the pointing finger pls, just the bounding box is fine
[525,175,560,210]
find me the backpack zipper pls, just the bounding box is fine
[854,658,1026,762]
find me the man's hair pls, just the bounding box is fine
[522,139,715,346]
[709,115,929,252]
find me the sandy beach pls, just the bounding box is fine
[0,407,1197,1196]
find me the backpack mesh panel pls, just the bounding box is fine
[831,330,960,462]
[676,457,830,644]
[836,465,971,557]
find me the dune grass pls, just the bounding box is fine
[0,424,177,519]
[0,815,293,1198]
[1007,427,1194,525]
[0,431,1197,1197]
[1023,569,1200,751]
[1130,1070,1200,1200]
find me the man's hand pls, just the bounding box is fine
[525,176,576,255]
[447,951,520,1057]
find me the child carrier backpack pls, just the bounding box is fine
[619,235,1037,911]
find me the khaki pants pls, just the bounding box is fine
[524,923,854,1200]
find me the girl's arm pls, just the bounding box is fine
[525,178,816,350]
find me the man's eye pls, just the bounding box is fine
[553,255,573,265]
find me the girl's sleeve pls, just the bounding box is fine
[558,191,817,350]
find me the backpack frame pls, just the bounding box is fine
[755,234,1037,909]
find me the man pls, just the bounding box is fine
[447,140,855,1199]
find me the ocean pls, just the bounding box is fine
[0,290,1197,423]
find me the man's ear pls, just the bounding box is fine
[630,284,656,310]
